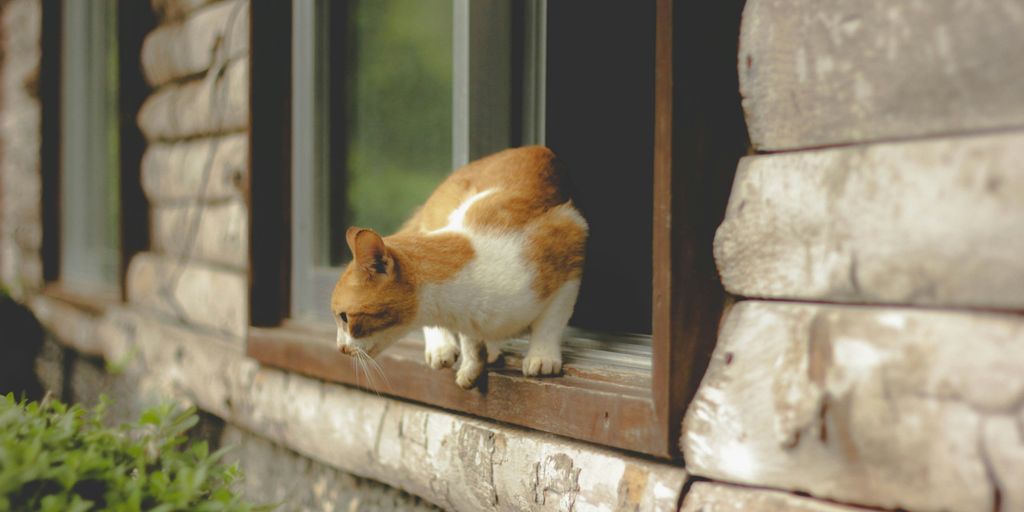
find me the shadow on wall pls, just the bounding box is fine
[0,294,44,401]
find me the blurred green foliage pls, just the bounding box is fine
[0,395,266,511]
[341,0,453,238]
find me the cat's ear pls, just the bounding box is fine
[346,227,392,276]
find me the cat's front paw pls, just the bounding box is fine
[425,342,460,370]
[455,360,484,389]
[522,354,562,376]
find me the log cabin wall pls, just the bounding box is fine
[2,0,1022,510]
[681,1,1024,511]
[1,1,690,510]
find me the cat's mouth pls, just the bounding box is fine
[338,343,383,359]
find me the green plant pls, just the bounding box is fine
[0,394,266,511]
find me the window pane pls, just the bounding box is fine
[60,0,120,292]
[330,0,453,264]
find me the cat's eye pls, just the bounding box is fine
[339,312,348,323]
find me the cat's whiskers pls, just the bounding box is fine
[364,352,391,391]
[354,350,385,397]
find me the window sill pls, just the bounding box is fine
[248,322,666,457]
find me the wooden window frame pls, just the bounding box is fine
[39,0,153,311]
[247,0,748,459]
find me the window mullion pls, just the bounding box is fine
[521,0,546,146]
[452,0,512,167]
[291,0,331,320]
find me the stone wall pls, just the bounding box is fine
[681,1,1024,511]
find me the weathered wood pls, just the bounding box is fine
[715,131,1024,309]
[150,0,217,22]
[125,252,246,337]
[141,133,246,204]
[220,426,439,511]
[137,57,247,141]
[141,0,248,87]
[249,325,662,457]
[983,415,1024,512]
[29,294,104,357]
[740,0,1024,150]
[682,300,1024,512]
[680,482,871,512]
[73,308,689,512]
[152,200,247,269]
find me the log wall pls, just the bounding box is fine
[683,1,1024,511]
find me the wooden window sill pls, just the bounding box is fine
[248,322,665,456]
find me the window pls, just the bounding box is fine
[249,0,750,459]
[59,0,121,294]
[40,0,152,305]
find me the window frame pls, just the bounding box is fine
[247,0,748,459]
[39,0,152,309]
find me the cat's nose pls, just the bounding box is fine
[338,344,353,356]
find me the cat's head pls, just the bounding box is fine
[331,227,417,358]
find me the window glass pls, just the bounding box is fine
[330,0,453,264]
[60,0,120,292]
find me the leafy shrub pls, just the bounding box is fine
[0,395,265,511]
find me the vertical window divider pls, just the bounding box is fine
[520,0,546,146]
[452,0,512,166]
[291,0,332,319]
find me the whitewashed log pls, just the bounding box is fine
[141,133,247,204]
[983,416,1024,512]
[152,200,247,269]
[681,300,1024,512]
[740,0,1024,150]
[220,426,438,511]
[28,295,105,357]
[714,131,1024,310]
[83,308,689,512]
[137,57,247,141]
[142,0,248,87]
[680,482,868,512]
[125,252,246,338]
[150,0,217,22]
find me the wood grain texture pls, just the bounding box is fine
[249,325,665,457]
[152,200,247,269]
[681,300,1024,512]
[651,0,750,460]
[740,0,1024,150]
[125,252,246,337]
[53,307,689,512]
[142,0,248,87]
[137,57,247,141]
[680,482,871,512]
[715,131,1024,309]
[141,133,246,204]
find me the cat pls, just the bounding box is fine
[330,146,588,389]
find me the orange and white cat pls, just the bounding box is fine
[331,146,587,389]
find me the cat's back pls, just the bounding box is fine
[406,146,571,233]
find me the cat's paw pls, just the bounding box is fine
[522,354,562,376]
[425,342,460,370]
[455,359,484,389]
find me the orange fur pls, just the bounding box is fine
[331,145,586,343]
[526,205,587,299]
